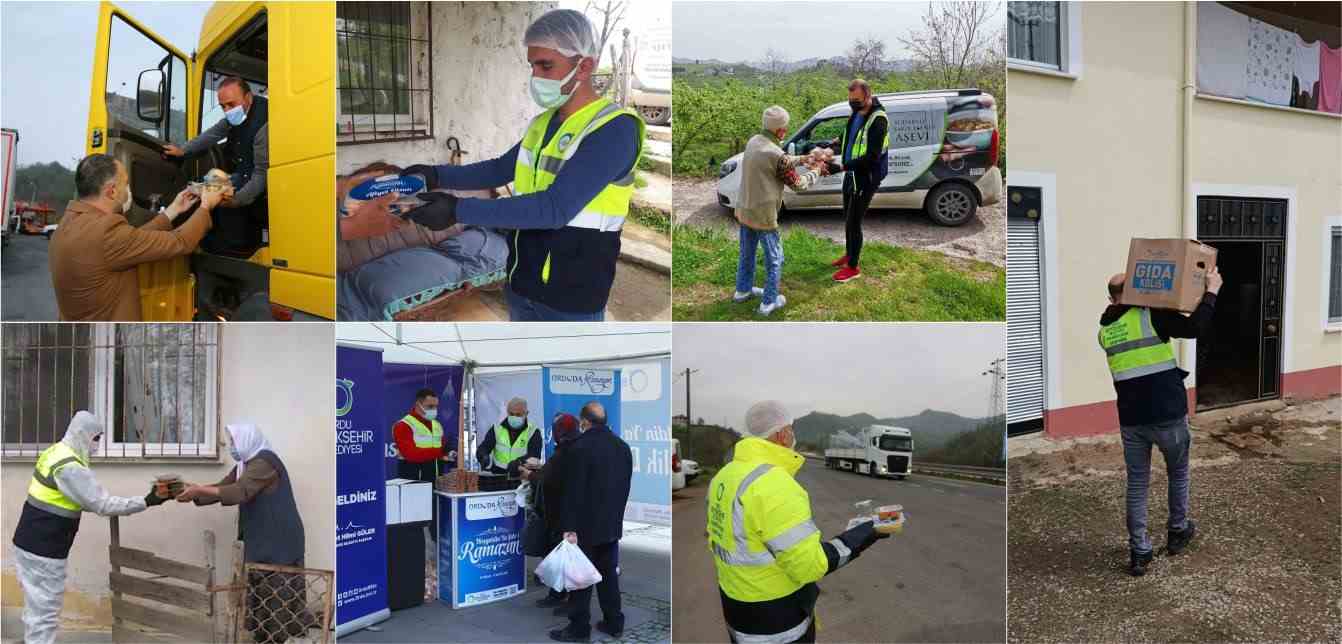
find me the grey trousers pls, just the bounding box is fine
[1120,416,1191,554]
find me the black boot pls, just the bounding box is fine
[1167,519,1198,555]
[1129,549,1154,577]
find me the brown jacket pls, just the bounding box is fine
[49,200,211,320]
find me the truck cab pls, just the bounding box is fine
[825,424,914,479]
[87,1,334,320]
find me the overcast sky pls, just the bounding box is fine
[673,1,932,63]
[673,324,1004,428]
[1,2,209,166]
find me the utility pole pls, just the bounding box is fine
[681,367,699,459]
[981,358,1005,421]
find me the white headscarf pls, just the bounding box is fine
[61,410,104,461]
[225,424,273,478]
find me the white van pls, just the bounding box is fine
[717,89,1001,226]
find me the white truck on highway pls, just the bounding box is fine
[1,128,18,245]
[824,425,914,479]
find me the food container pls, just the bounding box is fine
[846,501,907,535]
[344,173,429,217]
[944,115,994,149]
[153,473,184,498]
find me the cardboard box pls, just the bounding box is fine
[385,478,433,525]
[1120,238,1218,313]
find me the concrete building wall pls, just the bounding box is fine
[1,324,335,633]
[338,1,558,174]
[1008,1,1341,437]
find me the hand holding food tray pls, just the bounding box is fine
[343,173,432,218]
[848,501,907,535]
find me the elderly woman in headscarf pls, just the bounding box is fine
[523,413,582,613]
[176,424,308,644]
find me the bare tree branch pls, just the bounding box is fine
[844,35,887,79]
[898,1,1002,87]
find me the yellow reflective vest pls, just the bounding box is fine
[707,437,828,603]
[492,422,538,467]
[1098,307,1178,381]
[402,414,444,448]
[27,442,88,518]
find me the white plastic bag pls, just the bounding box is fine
[515,481,531,509]
[534,541,603,592]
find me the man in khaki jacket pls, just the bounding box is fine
[49,154,220,320]
[734,105,828,316]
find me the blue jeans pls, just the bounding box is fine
[1121,416,1191,554]
[506,287,605,321]
[735,225,784,305]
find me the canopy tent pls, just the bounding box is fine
[335,322,671,369]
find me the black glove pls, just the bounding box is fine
[405,192,459,231]
[837,520,889,558]
[144,486,168,507]
[825,161,843,175]
[402,164,441,190]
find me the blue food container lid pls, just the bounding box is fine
[348,173,426,200]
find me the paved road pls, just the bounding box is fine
[672,178,1006,268]
[672,461,1006,643]
[2,234,60,320]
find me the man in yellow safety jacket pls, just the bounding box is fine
[10,412,171,644]
[401,9,644,321]
[476,396,543,476]
[707,401,889,642]
[1099,266,1221,576]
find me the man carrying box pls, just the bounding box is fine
[1098,265,1222,576]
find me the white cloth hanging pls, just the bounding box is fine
[1196,1,1249,98]
[1245,17,1294,105]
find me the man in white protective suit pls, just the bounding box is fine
[10,411,171,644]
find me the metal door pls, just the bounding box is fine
[1007,186,1045,434]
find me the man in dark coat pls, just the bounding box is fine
[549,402,633,642]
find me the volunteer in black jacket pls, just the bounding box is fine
[826,79,888,283]
[1098,267,1221,576]
[549,402,633,642]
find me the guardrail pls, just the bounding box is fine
[914,462,1006,484]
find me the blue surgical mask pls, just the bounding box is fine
[507,415,525,429]
[229,447,241,462]
[224,104,247,126]
[422,407,438,421]
[529,63,580,110]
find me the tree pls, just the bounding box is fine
[584,0,628,65]
[899,1,1003,88]
[761,47,789,86]
[844,36,887,79]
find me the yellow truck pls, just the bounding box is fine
[87,1,334,320]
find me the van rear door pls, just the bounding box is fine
[88,1,196,319]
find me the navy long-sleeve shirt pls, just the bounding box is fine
[430,112,639,231]
[1099,293,1218,426]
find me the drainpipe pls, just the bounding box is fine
[1181,1,1198,400]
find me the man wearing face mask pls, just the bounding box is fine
[476,397,543,476]
[163,76,269,257]
[824,79,888,284]
[50,153,219,321]
[392,388,458,484]
[11,411,171,644]
[707,401,890,643]
[400,9,644,321]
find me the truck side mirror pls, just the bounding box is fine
[136,69,165,123]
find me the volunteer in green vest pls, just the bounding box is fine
[477,397,543,476]
[1099,266,1221,576]
[826,79,888,284]
[392,388,457,484]
[401,9,645,321]
[10,411,171,644]
[707,401,889,643]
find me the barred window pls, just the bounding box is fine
[337,1,434,144]
[2,324,219,460]
[1008,2,1063,69]
[1330,226,1342,324]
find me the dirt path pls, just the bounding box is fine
[673,178,1006,267]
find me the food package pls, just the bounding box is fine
[343,173,430,217]
[1119,238,1219,313]
[187,169,235,198]
[535,541,603,592]
[847,500,908,535]
[153,473,185,498]
[437,469,479,493]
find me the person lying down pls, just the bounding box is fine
[336,162,509,320]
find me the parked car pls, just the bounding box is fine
[717,88,1001,226]
[672,438,686,491]
[682,457,700,484]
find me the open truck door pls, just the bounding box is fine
[87,1,196,320]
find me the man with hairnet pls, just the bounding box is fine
[10,411,172,644]
[707,401,890,642]
[400,8,644,321]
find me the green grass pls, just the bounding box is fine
[628,204,670,237]
[672,225,1005,321]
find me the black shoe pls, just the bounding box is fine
[596,621,624,638]
[548,628,590,643]
[1167,519,1198,555]
[1129,549,1154,577]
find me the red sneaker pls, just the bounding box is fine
[830,255,849,267]
[833,266,861,282]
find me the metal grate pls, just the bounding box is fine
[1330,226,1341,323]
[337,1,434,145]
[1006,191,1045,434]
[234,563,333,644]
[2,324,219,460]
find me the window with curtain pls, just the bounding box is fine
[1008,2,1063,69]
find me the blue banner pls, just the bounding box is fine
[541,366,621,458]
[439,492,527,608]
[335,345,391,635]
[382,363,464,478]
[616,359,673,525]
